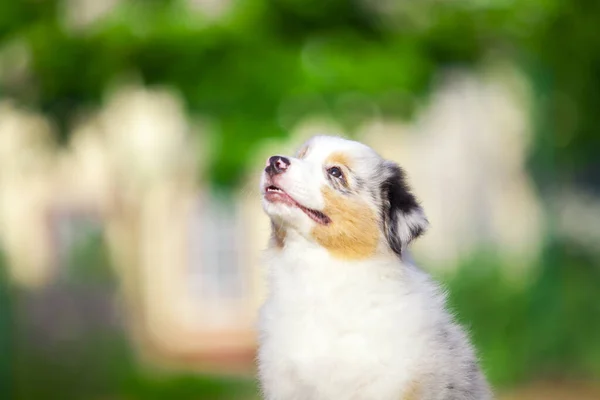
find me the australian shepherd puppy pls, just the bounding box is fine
[257,135,492,400]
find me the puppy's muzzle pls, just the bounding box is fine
[265,156,290,176]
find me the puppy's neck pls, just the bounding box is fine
[268,221,399,266]
[265,226,409,299]
[268,223,320,253]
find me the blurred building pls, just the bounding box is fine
[0,86,257,374]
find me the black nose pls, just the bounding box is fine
[265,156,290,176]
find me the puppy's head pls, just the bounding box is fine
[261,135,428,260]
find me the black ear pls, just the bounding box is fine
[380,162,428,257]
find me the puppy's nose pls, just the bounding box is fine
[265,156,290,176]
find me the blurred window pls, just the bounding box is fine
[189,191,244,302]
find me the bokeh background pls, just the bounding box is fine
[1,0,600,399]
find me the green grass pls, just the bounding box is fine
[13,339,258,400]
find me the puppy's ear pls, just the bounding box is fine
[380,162,428,257]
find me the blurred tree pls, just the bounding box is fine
[0,0,597,190]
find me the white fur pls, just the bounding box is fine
[398,207,429,249]
[258,136,492,400]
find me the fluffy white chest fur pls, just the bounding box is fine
[257,136,491,400]
[258,238,488,400]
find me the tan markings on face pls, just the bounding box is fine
[325,151,352,169]
[269,221,286,249]
[325,151,353,189]
[310,187,379,260]
[401,379,422,400]
[296,146,309,159]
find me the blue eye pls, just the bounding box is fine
[327,167,343,178]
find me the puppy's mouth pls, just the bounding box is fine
[264,185,331,225]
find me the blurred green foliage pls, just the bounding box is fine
[15,344,258,400]
[14,335,259,400]
[0,0,598,186]
[64,221,115,285]
[0,252,12,396]
[444,241,600,389]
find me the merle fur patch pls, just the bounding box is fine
[380,162,428,257]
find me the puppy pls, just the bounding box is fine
[257,135,492,400]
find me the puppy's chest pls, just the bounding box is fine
[262,269,416,382]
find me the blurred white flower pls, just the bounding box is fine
[62,0,122,32]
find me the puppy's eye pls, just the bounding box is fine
[327,166,343,179]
